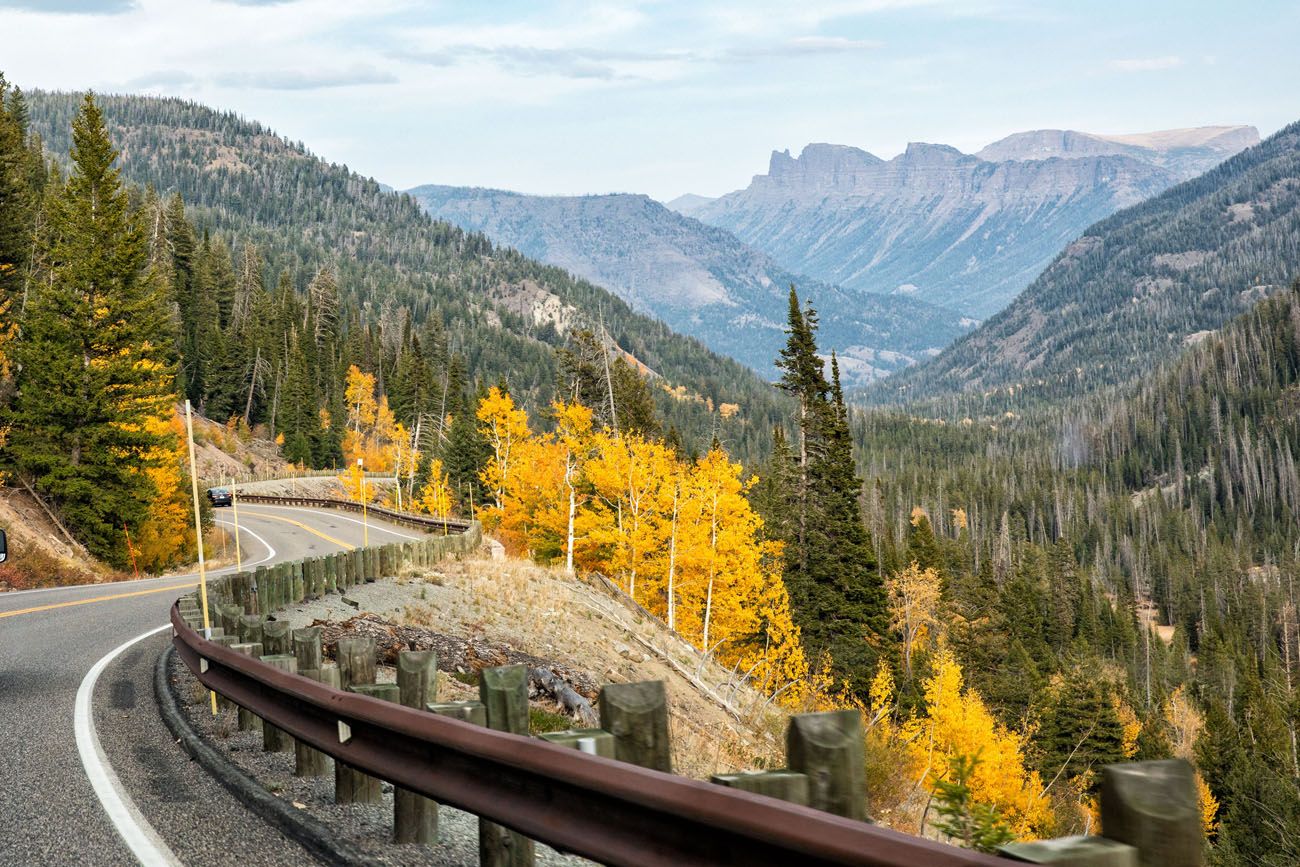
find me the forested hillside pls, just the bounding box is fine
[880,119,1300,409]
[23,91,789,465]
[848,283,1300,863]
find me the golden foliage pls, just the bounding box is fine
[887,561,942,679]
[902,650,1053,838]
[474,393,808,704]
[131,412,195,570]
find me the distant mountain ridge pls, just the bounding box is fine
[875,119,1300,407]
[407,184,972,384]
[673,125,1258,316]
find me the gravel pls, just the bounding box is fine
[170,653,592,866]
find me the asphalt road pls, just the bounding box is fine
[0,503,426,866]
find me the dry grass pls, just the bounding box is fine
[396,553,789,779]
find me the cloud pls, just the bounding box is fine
[214,65,398,90]
[0,0,134,12]
[391,35,879,81]
[1108,55,1183,72]
[214,0,299,4]
[721,35,882,59]
[125,69,199,90]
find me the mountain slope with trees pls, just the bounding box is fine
[407,184,971,384]
[23,90,790,465]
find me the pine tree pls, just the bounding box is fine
[773,288,888,693]
[6,94,178,564]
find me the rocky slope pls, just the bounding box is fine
[674,126,1258,317]
[407,185,972,384]
[875,120,1300,407]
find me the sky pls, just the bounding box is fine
[0,0,1297,200]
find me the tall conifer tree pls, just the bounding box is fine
[7,94,178,564]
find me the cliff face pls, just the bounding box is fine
[407,185,971,384]
[674,126,1259,317]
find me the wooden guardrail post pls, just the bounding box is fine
[230,642,264,732]
[429,701,486,723]
[253,565,269,611]
[219,603,242,636]
[262,619,291,655]
[342,681,396,804]
[260,654,297,752]
[295,663,338,777]
[599,680,672,772]
[711,770,810,806]
[291,561,305,602]
[324,554,338,594]
[538,729,616,757]
[1100,760,1201,867]
[395,651,439,843]
[787,709,865,821]
[480,665,536,867]
[999,835,1138,865]
[293,626,322,671]
[237,613,265,646]
[335,635,381,804]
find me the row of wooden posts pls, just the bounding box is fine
[177,521,1203,867]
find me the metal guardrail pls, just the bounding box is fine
[171,496,1005,867]
[235,493,471,535]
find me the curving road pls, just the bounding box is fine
[0,503,426,866]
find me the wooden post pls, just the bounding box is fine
[711,770,809,806]
[334,637,380,805]
[293,626,322,673]
[480,665,535,867]
[598,680,672,772]
[230,642,264,732]
[237,613,265,645]
[219,603,242,636]
[396,651,439,843]
[787,709,865,821]
[538,729,616,758]
[253,565,270,610]
[429,701,486,724]
[295,663,338,777]
[336,682,395,805]
[260,654,297,752]
[324,554,338,595]
[336,636,377,689]
[999,835,1139,865]
[292,561,305,602]
[262,619,292,655]
[1100,760,1202,867]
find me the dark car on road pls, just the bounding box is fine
[207,487,233,507]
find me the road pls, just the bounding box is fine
[0,503,426,866]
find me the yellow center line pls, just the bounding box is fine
[238,510,356,552]
[0,581,199,619]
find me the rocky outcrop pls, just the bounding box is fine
[675,126,1258,317]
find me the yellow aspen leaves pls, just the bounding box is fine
[474,392,808,703]
[887,561,942,680]
[416,458,453,520]
[902,649,1053,838]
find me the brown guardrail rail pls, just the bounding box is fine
[170,494,1006,867]
[234,493,472,535]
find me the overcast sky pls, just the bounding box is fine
[1,0,1296,200]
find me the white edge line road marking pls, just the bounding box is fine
[211,518,278,570]
[76,624,183,867]
[250,504,422,541]
[72,519,278,865]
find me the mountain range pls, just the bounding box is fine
[673,126,1258,317]
[406,185,972,384]
[878,120,1300,407]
